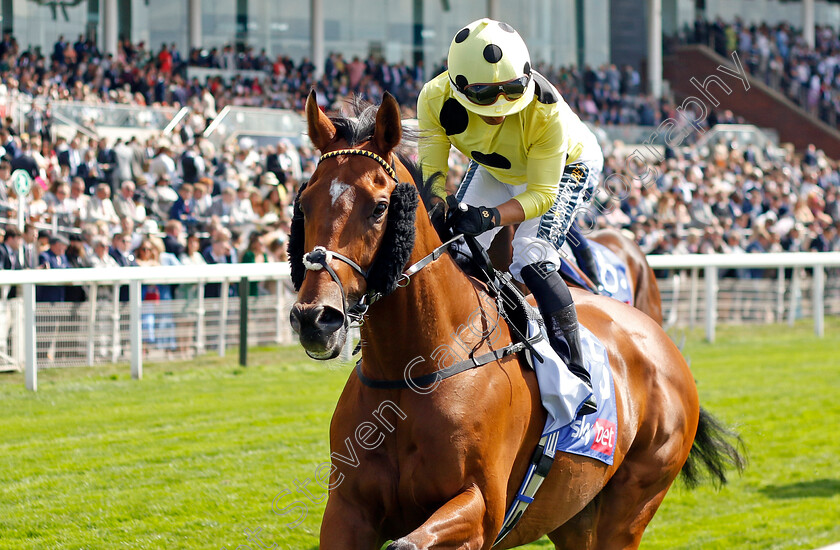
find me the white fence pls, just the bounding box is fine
[1,252,838,391]
[647,252,840,342]
[0,263,295,391]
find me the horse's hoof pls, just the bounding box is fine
[387,540,419,550]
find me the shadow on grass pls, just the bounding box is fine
[758,478,840,499]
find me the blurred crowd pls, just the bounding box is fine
[0,33,667,124]
[594,141,840,269]
[0,30,837,307]
[683,18,840,126]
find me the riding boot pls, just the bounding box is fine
[577,244,605,293]
[567,224,604,293]
[520,261,597,416]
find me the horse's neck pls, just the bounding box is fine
[360,225,485,379]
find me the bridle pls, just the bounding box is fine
[300,148,462,328]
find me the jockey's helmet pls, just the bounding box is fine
[447,18,535,117]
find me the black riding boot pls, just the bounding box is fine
[575,243,604,293]
[520,261,597,416]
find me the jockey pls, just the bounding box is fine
[417,18,604,415]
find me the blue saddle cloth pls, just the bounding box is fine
[544,325,618,465]
[559,240,634,306]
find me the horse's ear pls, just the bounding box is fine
[373,92,402,154]
[306,90,336,151]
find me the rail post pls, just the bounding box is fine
[689,267,699,329]
[111,284,121,362]
[704,266,717,343]
[813,265,825,337]
[275,279,290,344]
[239,277,248,366]
[129,280,142,380]
[776,267,785,322]
[87,284,98,366]
[667,271,680,328]
[788,267,801,326]
[23,283,36,392]
[219,281,230,356]
[196,281,205,355]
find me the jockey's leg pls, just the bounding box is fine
[508,160,602,417]
[519,259,597,416]
[567,223,604,292]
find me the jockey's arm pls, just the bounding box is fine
[417,86,452,202]
[499,125,568,226]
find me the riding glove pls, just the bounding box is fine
[447,202,500,236]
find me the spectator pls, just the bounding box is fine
[109,232,136,267]
[0,226,23,276]
[202,227,234,298]
[36,234,69,305]
[11,139,39,179]
[87,183,120,227]
[148,175,179,221]
[162,219,185,257]
[169,183,197,227]
[209,186,252,226]
[241,231,268,296]
[134,238,161,349]
[113,180,145,225]
[149,142,177,183]
[67,178,90,223]
[90,236,119,268]
[192,179,213,225]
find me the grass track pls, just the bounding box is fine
[0,320,838,549]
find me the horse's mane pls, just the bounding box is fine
[327,98,440,212]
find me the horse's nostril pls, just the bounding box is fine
[291,304,345,336]
[314,305,345,334]
[290,306,303,334]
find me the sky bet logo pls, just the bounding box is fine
[591,418,616,455]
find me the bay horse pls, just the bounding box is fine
[488,227,664,325]
[290,91,743,550]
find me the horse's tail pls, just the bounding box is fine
[681,407,747,488]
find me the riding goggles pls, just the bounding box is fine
[452,75,531,106]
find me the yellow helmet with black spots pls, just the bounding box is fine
[447,18,534,117]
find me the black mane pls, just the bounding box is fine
[326,98,439,211]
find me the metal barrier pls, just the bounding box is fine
[1,252,838,391]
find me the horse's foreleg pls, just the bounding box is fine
[319,492,380,550]
[388,485,495,550]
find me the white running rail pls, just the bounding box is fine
[1,253,838,391]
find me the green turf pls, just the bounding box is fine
[0,320,838,549]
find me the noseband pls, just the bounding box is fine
[300,148,461,328]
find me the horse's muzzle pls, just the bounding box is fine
[290,303,347,359]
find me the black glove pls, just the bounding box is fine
[446,201,500,236]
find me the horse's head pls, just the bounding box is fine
[289,91,419,359]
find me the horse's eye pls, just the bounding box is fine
[372,202,388,219]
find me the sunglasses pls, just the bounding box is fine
[451,75,531,106]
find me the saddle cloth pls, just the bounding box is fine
[559,240,634,307]
[524,318,618,465]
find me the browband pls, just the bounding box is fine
[319,148,399,182]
